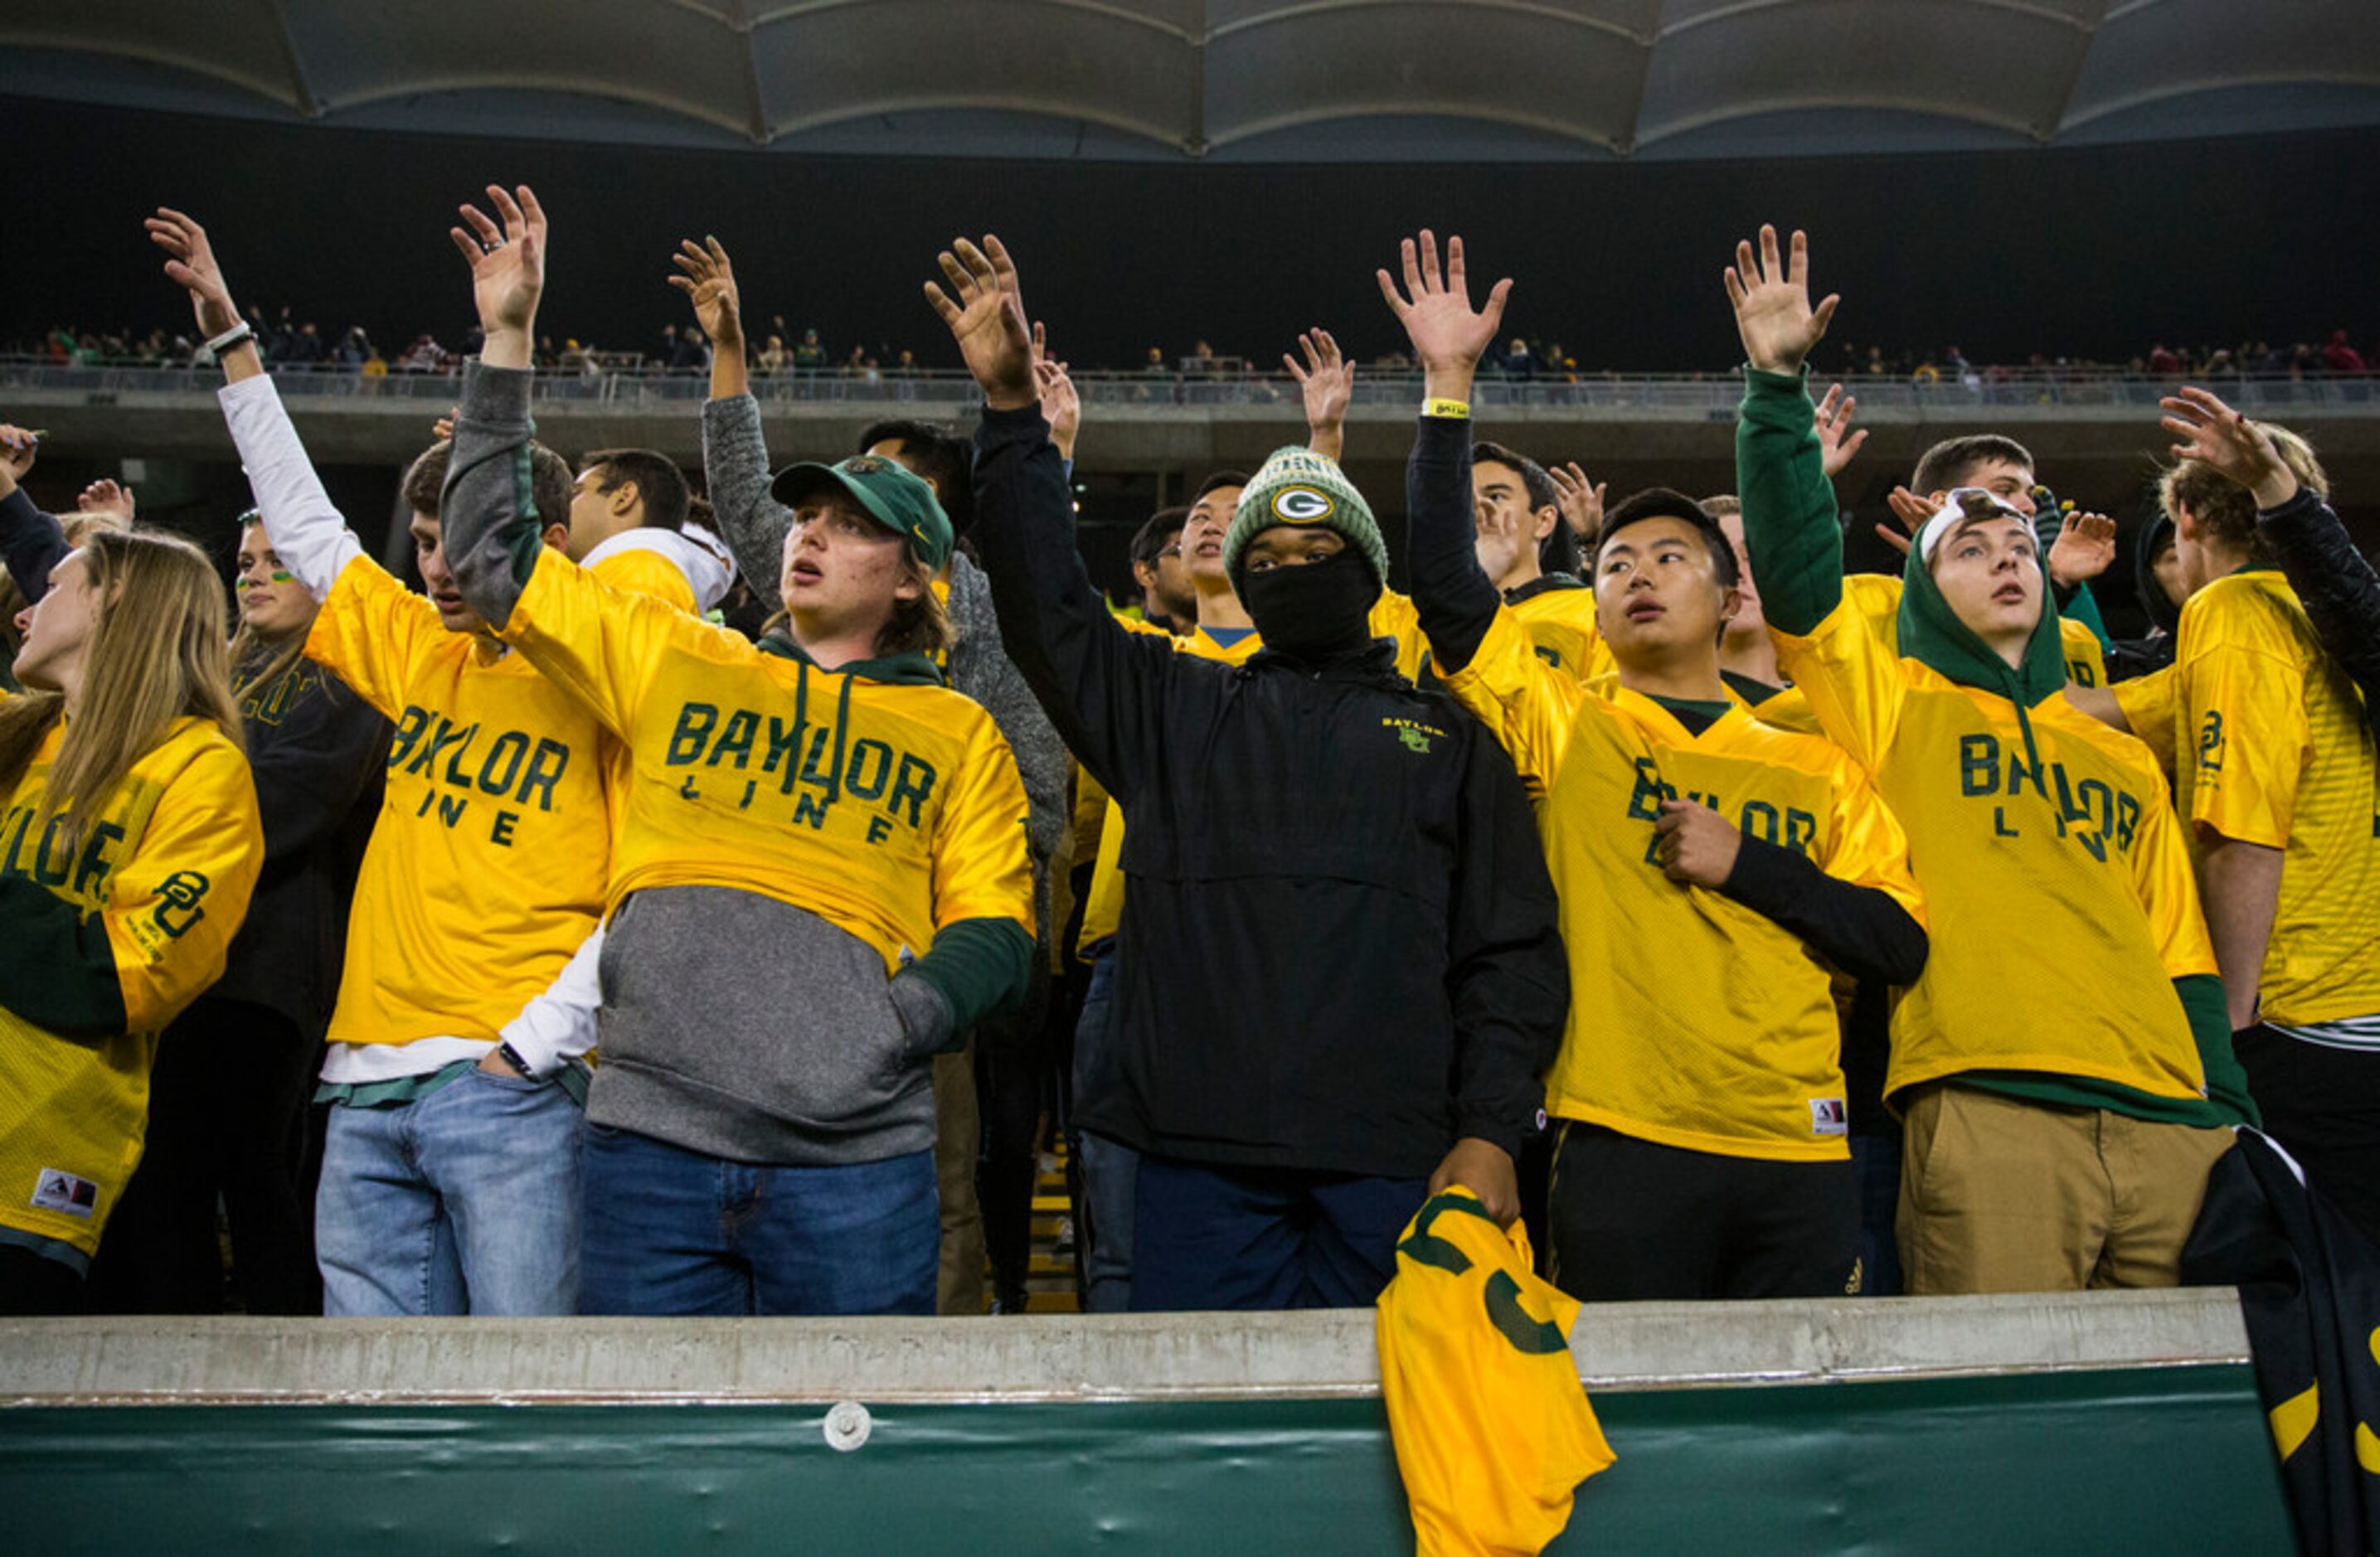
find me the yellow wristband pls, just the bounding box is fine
[1424,397,1471,420]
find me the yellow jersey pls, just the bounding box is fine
[1506,580,1614,681]
[500,548,1034,969]
[305,555,613,1047]
[1376,1188,1614,1557]
[1773,594,2222,1107]
[1447,608,1923,1160]
[2171,570,2380,1026]
[0,715,261,1259]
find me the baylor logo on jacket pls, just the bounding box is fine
[1383,716,1450,756]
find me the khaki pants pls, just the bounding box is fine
[931,1043,985,1316]
[1897,1084,2234,1296]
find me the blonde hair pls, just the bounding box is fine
[0,528,244,847]
[226,514,318,705]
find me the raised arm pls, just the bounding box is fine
[678,235,795,597]
[439,183,551,628]
[1378,230,1513,675]
[151,207,366,598]
[672,235,749,403]
[1286,327,1354,464]
[927,235,1177,801]
[1726,226,1844,637]
[0,424,67,603]
[2164,384,2380,706]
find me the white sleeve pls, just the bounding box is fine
[496,924,605,1075]
[217,375,366,600]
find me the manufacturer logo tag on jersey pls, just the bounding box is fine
[31,1167,97,1218]
[1808,1098,1848,1136]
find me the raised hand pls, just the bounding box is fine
[1285,328,1355,455]
[1034,357,1081,461]
[449,184,547,352]
[1547,460,1606,540]
[1815,382,1867,478]
[1472,479,1535,587]
[669,235,743,347]
[145,207,243,339]
[2045,510,2118,589]
[76,478,136,524]
[2162,386,2301,510]
[1376,230,1513,400]
[923,236,1036,412]
[1723,225,1838,376]
[0,421,41,482]
[1875,484,1934,556]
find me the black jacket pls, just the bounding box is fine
[207,659,388,1031]
[2106,512,2179,683]
[2259,487,2380,711]
[969,404,1566,1177]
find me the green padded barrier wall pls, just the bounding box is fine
[0,1293,2298,1554]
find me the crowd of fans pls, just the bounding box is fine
[12,310,2377,385]
[0,192,2373,1331]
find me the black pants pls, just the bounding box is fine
[974,964,1052,1310]
[1546,1121,1862,1302]
[2235,1023,2380,1249]
[83,997,323,1315]
[0,1244,84,1315]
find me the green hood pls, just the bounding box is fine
[1894,539,2067,709]
[758,633,946,686]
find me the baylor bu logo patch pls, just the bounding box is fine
[1270,486,1334,522]
[1384,716,1449,754]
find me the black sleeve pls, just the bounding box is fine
[0,487,69,604]
[2259,487,2380,708]
[968,402,1179,803]
[245,668,393,864]
[1720,835,1929,987]
[1402,415,1503,675]
[1444,725,1569,1158]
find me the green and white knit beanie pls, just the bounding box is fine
[1222,445,1388,586]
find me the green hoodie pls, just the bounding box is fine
[1736,364,2252,1128]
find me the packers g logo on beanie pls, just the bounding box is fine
[1271,486,1335,523]
[1223,446,1388,585]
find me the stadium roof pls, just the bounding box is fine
[7,0,2378,162]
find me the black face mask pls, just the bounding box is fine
[1238,548,1382,660]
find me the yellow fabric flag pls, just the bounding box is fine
[1377,1189,1615,1555]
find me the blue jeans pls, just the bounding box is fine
[315,1067,583,1316]
[1129,1157,1426,1312]
[578,1124,937,1317]
[1072,946,1139,1314]
[1078,1131,1139,1314]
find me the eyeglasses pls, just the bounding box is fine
[236,570,295,589]
[1157,544,1183,560]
